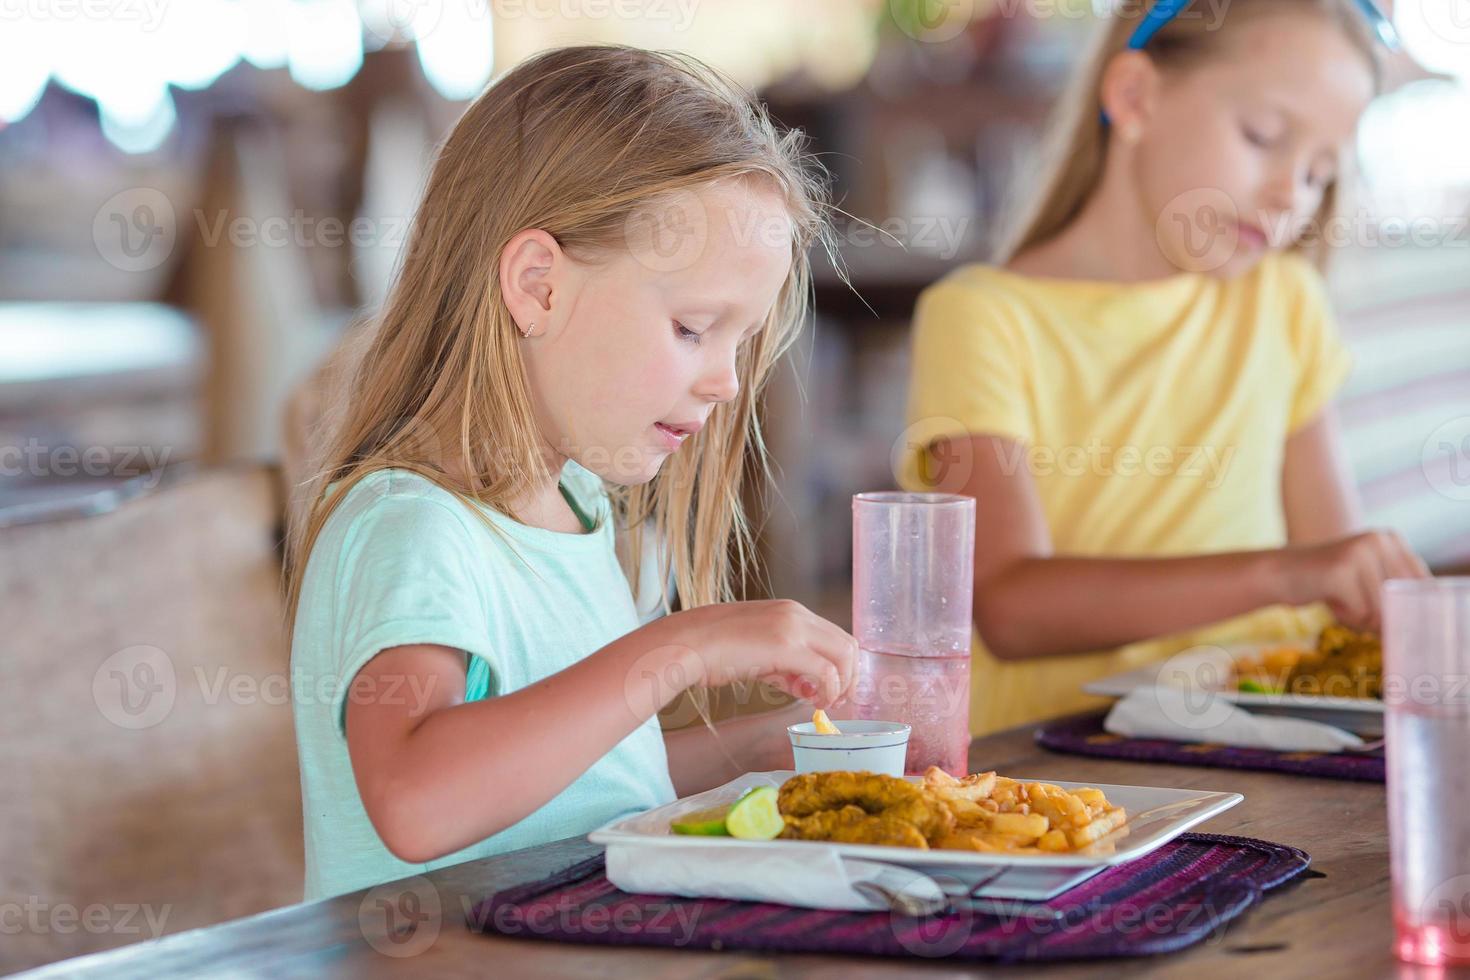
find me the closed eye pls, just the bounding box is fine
[1243,124,1277,149]
[675,320,702,345]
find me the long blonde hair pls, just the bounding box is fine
[285,45,832,636]
[1001,0,1381,265]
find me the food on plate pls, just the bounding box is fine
[724,786,785,840]
[670,786,785,840]
[811,709,841,735]
[1232,625,1382,699]
[782,805,930,848]
[777,770,956,844]
[923,768,1128,854]
[1232,644,1309,693]
[1288,625,1382,698]
[670,804,733,836]
[717,768,1131,855]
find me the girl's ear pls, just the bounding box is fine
[1100,49,1161,143]
[499,229,562,337]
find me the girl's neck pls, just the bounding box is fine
[1009,155,1185,285]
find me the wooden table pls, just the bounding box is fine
[16,720,1443,979]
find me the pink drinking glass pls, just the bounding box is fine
[1385,577,1470,966]
[846,492,976,776]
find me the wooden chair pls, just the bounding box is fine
[0,466,303,974]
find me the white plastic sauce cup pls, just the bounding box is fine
[787,720,912,777]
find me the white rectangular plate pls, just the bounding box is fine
[589,771,1242,880]
[1084,643,1384,730]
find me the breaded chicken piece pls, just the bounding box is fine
[781,805,929,849]
[778,771,955,843]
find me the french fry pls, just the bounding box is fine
[1073,787,1107,809]
[989,777,1022,809]
[1066,807,1128,848]
[942,797,987,824]
[980,810,1049,842]
[923,767,997,801]
[1037,829,1069,852]
[940,830,1041,854]
[1025,783,1089,829]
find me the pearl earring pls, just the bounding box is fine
[522,321,534,338]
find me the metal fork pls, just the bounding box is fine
[853,880,1068,922]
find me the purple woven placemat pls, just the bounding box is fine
[1036,713,1384,782]
[466,833,1310,962]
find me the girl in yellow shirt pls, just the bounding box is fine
[900,0,1429,735]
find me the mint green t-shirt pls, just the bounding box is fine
[290,464,676,901]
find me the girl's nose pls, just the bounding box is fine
[1262,163,1299,214]
[697,355,740,404]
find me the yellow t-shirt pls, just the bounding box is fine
[898,252,1353,736]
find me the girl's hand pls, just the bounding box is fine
[653,599,858,709]
[1278,529,1431,632]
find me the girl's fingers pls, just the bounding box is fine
[1387,540,1431,581]
[771,652,843,708]
[804,617,859,695]
[1361,567,1384,634]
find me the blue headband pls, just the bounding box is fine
[1126,0,1400,51]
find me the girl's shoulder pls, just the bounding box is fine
[924,261,1024,297]
[322,469,486,546]
[916,263,1029,319]
[914,262,1094,342]
[921,261,1131,309]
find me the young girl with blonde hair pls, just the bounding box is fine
[901,0,1429,735]
[287,45,856,900]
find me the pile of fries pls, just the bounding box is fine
[922,767,1128,854]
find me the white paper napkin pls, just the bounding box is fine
[1104,685,1365,752]
[604,840,945,912]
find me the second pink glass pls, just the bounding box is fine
[1386,578,1470,967]
[841,492,976,776]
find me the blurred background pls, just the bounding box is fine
[2,0,1469,972]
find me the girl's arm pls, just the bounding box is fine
[346,636,694,864]
[1281,408,1362,543]
[345,599,854,864]
[926,434,1426,660]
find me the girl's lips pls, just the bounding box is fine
[654,422,689,450]
[1236,222,1268,251]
